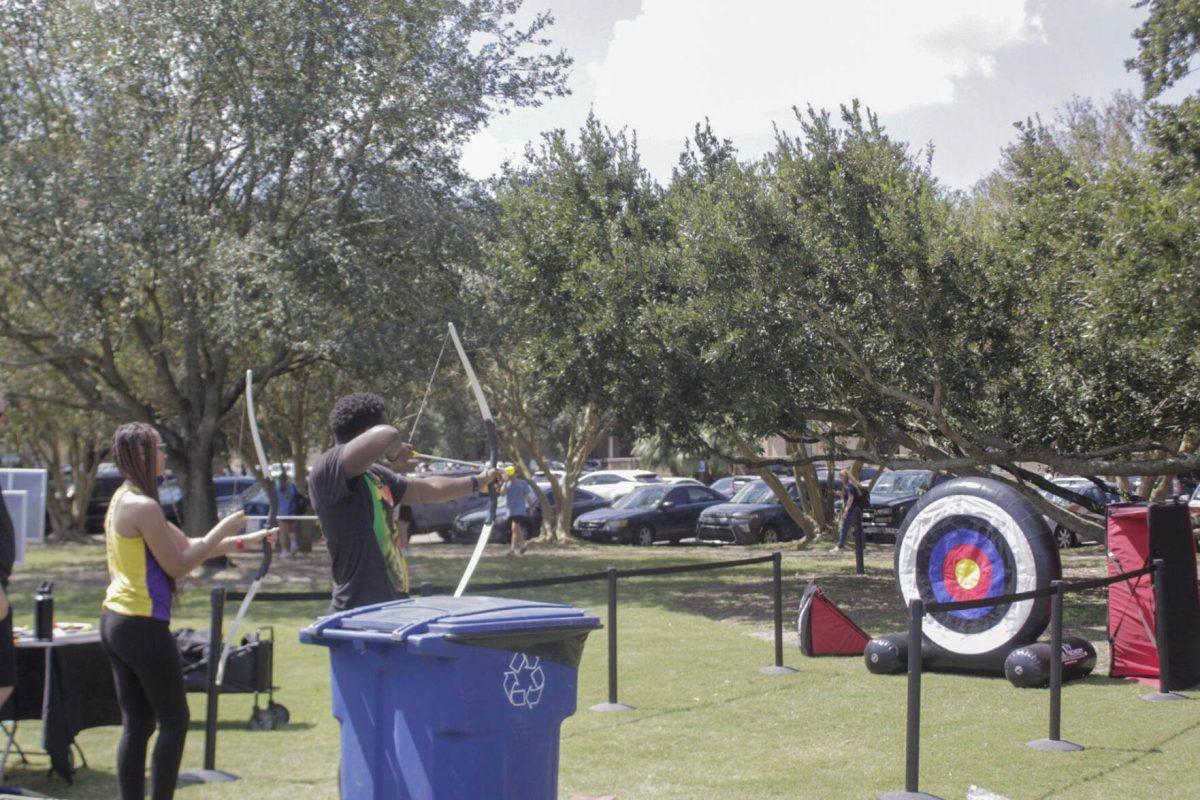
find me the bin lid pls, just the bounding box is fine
[307,595,600,643]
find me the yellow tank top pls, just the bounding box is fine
[103,485,173,621]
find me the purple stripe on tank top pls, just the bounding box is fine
[144,544,173,622]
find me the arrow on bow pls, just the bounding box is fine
[448,322,499,597]
[216,368,278,686]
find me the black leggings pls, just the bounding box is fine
[100,609,189,800]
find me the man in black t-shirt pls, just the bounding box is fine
[0,395,16,711]
[307,393,503,612]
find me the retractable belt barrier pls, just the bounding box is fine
[201,553,795,771]
[883,563,1161,800]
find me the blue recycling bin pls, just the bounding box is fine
[300,596,601,800]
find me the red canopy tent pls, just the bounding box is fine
[1107,502,1200,689]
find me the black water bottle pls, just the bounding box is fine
[34,581,54,641]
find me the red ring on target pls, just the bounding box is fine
[940,543,993,602]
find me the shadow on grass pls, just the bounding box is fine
[1034,719,1200,800]
[186,719,317,733]
[563,680,801,738]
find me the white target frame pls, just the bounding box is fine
[897,494,1039,655]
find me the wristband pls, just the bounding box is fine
[470,476,479,493]
[235,538,246,552]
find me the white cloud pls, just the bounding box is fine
[459,129,524,179]
[590,0,1043,140]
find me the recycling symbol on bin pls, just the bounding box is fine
[503,652,545,709]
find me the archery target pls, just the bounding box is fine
[896,478,1059,658]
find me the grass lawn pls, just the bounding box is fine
[3,539,1197,799]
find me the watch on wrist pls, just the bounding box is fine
[471,476,479,493]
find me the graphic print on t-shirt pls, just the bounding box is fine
[364,472,408,593]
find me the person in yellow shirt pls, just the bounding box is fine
[100,422,275,800]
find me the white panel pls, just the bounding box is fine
[2,490,28,568]
[0,469,47,542]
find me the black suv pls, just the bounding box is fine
[80,463,183,532]
[860,470,948,542]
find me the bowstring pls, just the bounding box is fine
[408,328,451,442]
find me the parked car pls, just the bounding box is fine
[696,478,804,544]
[81,463,182,531]
[451,485,609,543]
[1038,478,1119,549]
[573,484,726,545]
[708,474,757,499]
[661,477,706,487]
[214,476,259,503]
[575,470,663,502]
[409,470,491,536]
[78,464,127,532]
[860,470,949,543]
[1127,474,1198,499]
[218,482,267,520]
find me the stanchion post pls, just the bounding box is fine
[1029,581,1082,750]
[761,551,797,675]
[880,599,942,799]
[590,567,634,712]
[1144,558,1185,701]
[204,588,224,769]
[854,517,865,575]
[905,600,923,792]
[1049,582,1064,741]
[179,589,239,783]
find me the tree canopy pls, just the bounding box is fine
[0,0,568,530]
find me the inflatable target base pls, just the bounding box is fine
[864,630,1009,676]
[1005,638,1097,687]
[868,477,1063,677]
[867,631,1098,686]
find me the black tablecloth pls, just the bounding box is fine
[1,637,121,782]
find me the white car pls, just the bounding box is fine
[1037,478,1117,548]
[662,477,705,487]
[576,470,663,501]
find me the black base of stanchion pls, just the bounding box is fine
[1027,737,1084,752]
[179,769,240,783]
[879,791,945,799]
[759,665,798,675]
[1142,691,1187,702]
[589,701,636,712]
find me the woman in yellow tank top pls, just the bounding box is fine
[100,423,276,800]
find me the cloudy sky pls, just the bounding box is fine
[461,0,1160,191]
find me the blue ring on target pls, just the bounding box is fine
[927,529,1006,620]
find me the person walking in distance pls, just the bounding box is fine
[100,423,276,800]
[505,474,536,555]
[275,471,302,557]
[832,468,868,553]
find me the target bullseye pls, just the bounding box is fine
[955,558,980,589]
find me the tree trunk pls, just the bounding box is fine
[290,380,310,493]
[734,437,820,543]
[175,433,217,538]
[791,441,829,532]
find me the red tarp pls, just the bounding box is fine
[1107,503,1200,689]
[1106,505,1159,680]
[798,582,870,657]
